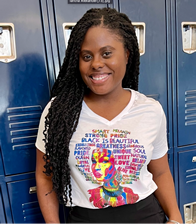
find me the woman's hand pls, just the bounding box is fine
[148,154,183,224]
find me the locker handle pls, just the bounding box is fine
[132,22,145,56]
[182,22,196,54]
[0,23,17,63]
[62,23,76,49]
[29,186,37,194]
[192,156,196,162]
[0,27,3,34]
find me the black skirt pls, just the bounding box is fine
[66,194,167,223]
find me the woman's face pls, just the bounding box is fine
[79,26,129,97]
[91,148,116,182]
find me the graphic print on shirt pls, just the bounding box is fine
[74,129,147,208]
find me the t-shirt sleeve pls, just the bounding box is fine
[35,100,53,154]
[151,105,168,160]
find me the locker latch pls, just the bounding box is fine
[0,23,17,63]
[133,22,145,56]
[182,22,196,54]
[29,186,37,194]
[0,27,3,35]
[62,23,76,49]
[184,202,196,223]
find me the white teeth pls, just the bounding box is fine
[92,75,108,80]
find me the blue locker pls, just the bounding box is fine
[119,0,168,119]
[175,0,196,147]
[171,0,196,220]
[0,0,50,175]
[119,1,174,173]
[7,179,44,223]
[47,0,114,76]
[178,149,196,220]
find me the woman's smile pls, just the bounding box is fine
[90,73,111,83]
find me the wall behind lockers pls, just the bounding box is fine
[0,0,195,223]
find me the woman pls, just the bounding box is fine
[36,7,183,223]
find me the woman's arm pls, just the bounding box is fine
[148,153,183,223]
[36,149,60,223]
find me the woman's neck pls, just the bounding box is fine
[84,89,131,121]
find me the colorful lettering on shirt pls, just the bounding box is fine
[74,129,147,207]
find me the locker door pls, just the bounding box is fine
[178,149,196,220]
[49,0,114,75]
[0,186,6,223]
[0,0,50,175]
[175,0,196,146]
[7,179,44,223]
[119,0,168,116]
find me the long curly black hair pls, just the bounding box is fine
[43,7,140,205]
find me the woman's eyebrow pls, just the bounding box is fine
[80,45,115,53]
[100,45,115,51]
[80,50,91,54]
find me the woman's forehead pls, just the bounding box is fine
[82,26,122,44]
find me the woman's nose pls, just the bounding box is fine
[91,56,104,70]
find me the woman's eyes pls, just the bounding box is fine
[82,51,112,61]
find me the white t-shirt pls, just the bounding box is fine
[36,89,168,209]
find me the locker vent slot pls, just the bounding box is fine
[185,90,196,126]
[22,201,43,222]
[7,105,42,150]
[186,168,196,184]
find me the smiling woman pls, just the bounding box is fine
[35,7,182,224]
[79,26,129,100]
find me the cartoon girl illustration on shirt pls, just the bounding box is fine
[88,148,139,208]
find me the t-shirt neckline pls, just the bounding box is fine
[82,89,135,126]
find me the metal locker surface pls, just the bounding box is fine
[119,0,168,117]
[0,0,50,175]
[49,0,114,75]
[178,149,196,220]
[175,0,196,147]
[7,179,44,223]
